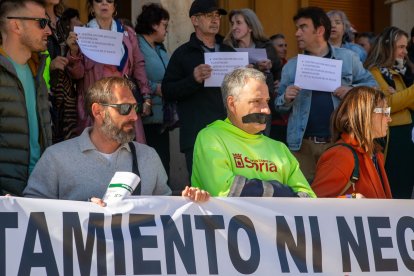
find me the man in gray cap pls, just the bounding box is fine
[162,0,235,182]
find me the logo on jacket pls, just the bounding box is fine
[232,153,277,172]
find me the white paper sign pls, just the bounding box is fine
[294,54,343,92]
[102,171,140,203]
[74,26,123,65]
[235,48,267,64]
[204,52,249,87]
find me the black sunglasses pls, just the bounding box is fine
[100,103,139,115]
[94,0,115,3]
[6,16,50,29]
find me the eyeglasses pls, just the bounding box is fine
[276,43,287,47]
[100,103,138,115]
[6,16,51,29]
[373,107,391,117]
[94,0,115,3]
[195,12,222,20]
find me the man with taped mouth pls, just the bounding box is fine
[191,68,316,197]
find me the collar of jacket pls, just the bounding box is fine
[188,32,225,50]
[303,43,337,59]
[0,47,47,77]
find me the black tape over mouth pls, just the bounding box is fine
[241,113,270,124]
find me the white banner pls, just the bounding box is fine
[1,197,413,275]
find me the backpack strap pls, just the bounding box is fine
[328,143,359,196]
[128,142,141,195]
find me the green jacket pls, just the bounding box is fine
[192,118,316,197]
[0,49,52,195]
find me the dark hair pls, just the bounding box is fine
[0,0,45,30]
[356,32,376,45]
[293,6,331,41]
[408,26,414,53]
[61,7,80,22]
[119,18,133,29]
[135,3,169,35]
[270,33,285,40]
[58,8,80,38]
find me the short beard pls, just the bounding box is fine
[101,111,135,144]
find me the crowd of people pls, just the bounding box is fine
[1,0,414,203]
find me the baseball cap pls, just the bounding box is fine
[189,0,227,17]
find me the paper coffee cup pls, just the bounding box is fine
[102,171,140,202]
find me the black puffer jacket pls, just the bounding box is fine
[0,50,52,195]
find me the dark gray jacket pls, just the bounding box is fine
[0,50,52,195]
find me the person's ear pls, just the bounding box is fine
[8,19,22,34]
[316,25,326,37]
[91,103,105,122]
[190,16,199,27]
[227,95,237,114]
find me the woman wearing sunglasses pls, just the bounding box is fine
[364,27,414,199]
[66,0,150,143]
[311,87,393,199]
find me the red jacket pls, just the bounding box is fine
[312,133,392,198]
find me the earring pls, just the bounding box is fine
[90,10,95,17]
[113,11,118,17]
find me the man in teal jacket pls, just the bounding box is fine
[191,68,315,198]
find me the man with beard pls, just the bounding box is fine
[0,0,53,196]
[23,77,174,201]
[191,68,316,198]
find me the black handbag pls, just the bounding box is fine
[124,75,144,114]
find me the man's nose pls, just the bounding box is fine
[262,104,271,114]
[44,25,52,35]
[129,108,138,121]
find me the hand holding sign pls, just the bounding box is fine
[74,26,124,66]
[193,64,213,84]
[204,52,249,87]
[66,31,79,56]
[284,85,301,103]
[294,54,343,92]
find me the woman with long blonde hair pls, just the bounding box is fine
[312,87,392,198]
[364,26,414,199]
